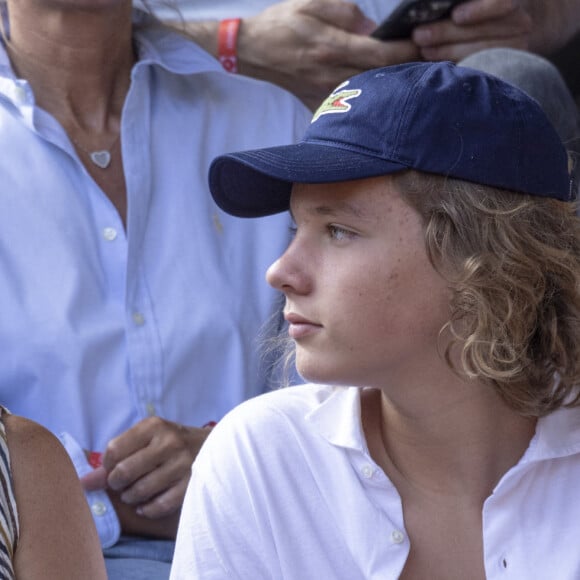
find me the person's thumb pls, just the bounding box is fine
[80,465,109,491]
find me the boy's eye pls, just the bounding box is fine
[327,224,356,241]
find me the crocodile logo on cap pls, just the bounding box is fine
[312,81,362,123]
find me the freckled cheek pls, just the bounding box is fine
[362,263,434,335]
[370,276,400,324]
[339,270,401,332]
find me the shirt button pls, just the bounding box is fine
[361,465,374,479]
[103,227,118,241]
[132,312,145,326]
[91,502,108,517]
[146,402,156,416]
[391,530,405,544]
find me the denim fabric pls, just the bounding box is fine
[104,536,175,580]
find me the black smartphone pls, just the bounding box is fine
[371,0,470,40]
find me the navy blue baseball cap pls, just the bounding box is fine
[209,61,574,218]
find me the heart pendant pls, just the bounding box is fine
[90,150,112,169]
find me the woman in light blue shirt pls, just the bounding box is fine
[0,0,310,577]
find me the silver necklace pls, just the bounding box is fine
[72,133,121,169]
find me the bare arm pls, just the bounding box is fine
[169,0,580,110]
[171,0,419,110]
[7,415,107,580]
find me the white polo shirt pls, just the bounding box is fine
[171,384,580,579]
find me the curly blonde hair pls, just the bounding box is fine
[395,170,580,417]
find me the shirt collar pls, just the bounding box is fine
[523,405,580,462]
[306,385,580,463]
[132,11,224,76]
[306,386,368,452]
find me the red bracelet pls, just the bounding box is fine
[218,18,241,74]
[88,451,103,469]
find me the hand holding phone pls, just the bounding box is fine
[371,0,470,40]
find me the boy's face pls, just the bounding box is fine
[266,175,452,389]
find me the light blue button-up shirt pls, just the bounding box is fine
[0,15,311,544]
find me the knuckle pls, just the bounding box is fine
[131,479,151,502]
[112,462,132,485]
[174,455,195,475]
[145,415,165,429]
[160,423,181,442]
[309,43,339,66]
[105,439,121,461]
[342,2,364,21]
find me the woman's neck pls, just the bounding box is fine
[5,1,134,132]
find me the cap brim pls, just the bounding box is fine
[209,142,407,217]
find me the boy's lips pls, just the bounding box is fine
[284,312,322,339]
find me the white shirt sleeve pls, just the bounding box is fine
[170,411,278,579]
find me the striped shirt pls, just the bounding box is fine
[0,407,18,580]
